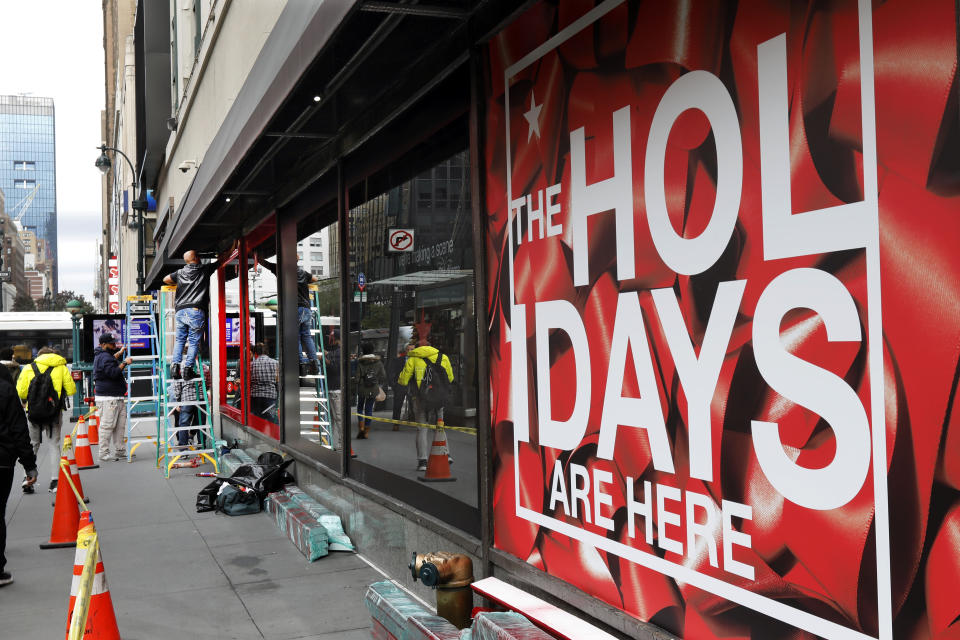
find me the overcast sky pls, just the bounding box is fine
[0,1,104,300]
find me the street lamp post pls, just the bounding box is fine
[66,299,84,420]
[96,145,148,295]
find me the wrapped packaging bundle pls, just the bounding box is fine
[471,613,554,640]
[365,581,455,640]
[283,485,356,551]
[264,491,329,561]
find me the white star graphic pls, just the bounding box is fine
[524,93,543,142]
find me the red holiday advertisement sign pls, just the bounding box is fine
[484,1,959,639]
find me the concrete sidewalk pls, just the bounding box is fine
[0,445,379,639]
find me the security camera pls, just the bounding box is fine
[178,160,196,173]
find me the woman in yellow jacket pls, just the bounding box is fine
[397,345,453,471]
[15,348,77,493]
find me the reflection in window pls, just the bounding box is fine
[347,149,478,507]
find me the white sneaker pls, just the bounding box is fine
[99,452,112,462]
[416,460,427,472]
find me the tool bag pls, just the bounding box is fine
[195,454,294,513]
[215,483,261,516]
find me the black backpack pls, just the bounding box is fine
[26,363,61,424]
[418,350,451,410]
[360,364,378,389]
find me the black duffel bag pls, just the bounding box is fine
[195,453,295,513]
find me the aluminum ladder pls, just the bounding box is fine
[123,295,161,462]
[299,284,335,449]
[157,286,220,476]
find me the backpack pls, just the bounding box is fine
[26,363,61,424]
[360,363,379,390]
[418,350,451,410]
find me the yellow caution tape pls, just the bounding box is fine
[352,412,477,436]
[59,458,87,512]
[70,407,99,438]
[67,528,98,640]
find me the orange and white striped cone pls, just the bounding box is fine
[75,417,99,470]
[63,435,90,504]
[65,511,121,640]
[417,421,455,482]
[40,456,80,549]
[87,406,100,445]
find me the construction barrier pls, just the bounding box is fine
[63,435,90,503]
[419,422,455,483]
[74,417,99,470]
[66,511,121,639]
[40,453,85,549]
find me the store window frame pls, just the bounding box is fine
[216,222,282,441]
[276,196,343,473]
[339,135,482,537]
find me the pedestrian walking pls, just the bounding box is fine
[92,333,133,461]
[0,364,37,586]
[258,256,321,377]
[249,342,278,421]
[354,343,385,439]
[397,343,454,471]
[163,249,224,381]
[16,347,76,493]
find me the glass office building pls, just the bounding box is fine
[0,95,57,292]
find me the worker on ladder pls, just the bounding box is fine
[162,249,221,381]
[257,254,320,378]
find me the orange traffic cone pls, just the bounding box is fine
[65,511,121,639]
[418,421,455,482]
[63,435,90,504]
[87,405,100,445]
[40,454,80,549]
[75,417,99,470]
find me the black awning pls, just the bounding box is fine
[164,0,356,256]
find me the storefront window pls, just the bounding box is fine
[347,149,479,513]
[246,232,280,433]
[288,220,342,460]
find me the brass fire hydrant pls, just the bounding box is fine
[409,551,474,629]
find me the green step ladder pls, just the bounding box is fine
[157,286,220,477]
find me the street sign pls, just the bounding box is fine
[129,302,151,314]
[387,228,415,252]
[358,272,366,291]
[353,291,368,302]
[0,270,10,282]
[71,370,82,381]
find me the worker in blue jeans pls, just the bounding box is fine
[259,257,320,377]
[163,250,220,380]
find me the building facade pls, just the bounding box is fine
[0,95,57,294]
[107,2,960,639]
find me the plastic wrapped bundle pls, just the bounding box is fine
[220,453,243,477]
[283,486,356,551]
[405,614,462,639]
[263,491,329,561]
[234,448,257,465]
[365,581,437,639]
[471,612,554,640]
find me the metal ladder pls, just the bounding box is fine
[157,286,220,477]
[123,295,160,462]
[298,285,334,449]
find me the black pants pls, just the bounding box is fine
[0,466,13,574]
[392,386,407,421]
